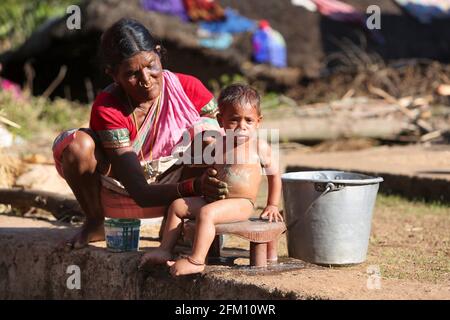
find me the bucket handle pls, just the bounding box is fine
[286,182,344,231]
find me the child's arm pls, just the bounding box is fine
[258,139,283,222]
[261,173,283,222]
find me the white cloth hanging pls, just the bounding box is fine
[291,0,317,12]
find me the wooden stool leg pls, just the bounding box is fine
[158,215,167,241]
[250,242,267,267]
[267,240,278,263]
[207,235,221,258]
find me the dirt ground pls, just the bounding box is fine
[238,179,449,287]
[280,143,450,180]
[135,192,450,299]
[136,192,450,286]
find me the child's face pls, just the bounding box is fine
[218,102,262,142]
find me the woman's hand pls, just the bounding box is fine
[260,205,283,222]
[195,168,228,203]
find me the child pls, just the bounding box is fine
[140,84,283,276]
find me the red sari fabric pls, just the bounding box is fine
[89,72,217,147]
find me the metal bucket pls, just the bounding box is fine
[281,171,383,265]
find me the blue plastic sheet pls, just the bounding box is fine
[140,0,188,21]
[199,8,257,34]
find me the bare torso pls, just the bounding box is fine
[212,136,262,202]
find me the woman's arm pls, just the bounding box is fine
[106,146,179,207]
[105,146,228,207]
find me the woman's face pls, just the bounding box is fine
[112,50,163,104]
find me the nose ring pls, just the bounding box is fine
[139,81,150,88]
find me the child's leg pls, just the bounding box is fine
[140,197,207,267]
[159,197,207,251]
[167,198,253,276]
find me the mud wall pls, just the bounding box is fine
[2,0,450,102]
[221,0,450,76]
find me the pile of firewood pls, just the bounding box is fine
[266,85,449,143]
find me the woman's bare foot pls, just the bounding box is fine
[64,220,105,250]
[139,248,173,268]
[166,257,205,276]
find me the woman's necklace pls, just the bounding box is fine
[126,93,162,179]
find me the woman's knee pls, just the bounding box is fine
[62,131,97,174]
[198,207,214,223]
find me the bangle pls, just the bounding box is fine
[186,256,205,266]
[193,177,201,195]
[176,183,183,198]
[178,178,196,197]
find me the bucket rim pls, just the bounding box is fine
[281,170,383,185]
[104,218,141,227]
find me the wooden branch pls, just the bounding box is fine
[342,88,355,99]
[84,77,94,102]
[42,65,67,99]
[262,117,406,141]
[0,115,21,128]
[368,84,413,115]
[367,84,434,133]
[420,130,442,143]
[23,61,35,94]
[0,188,83,220]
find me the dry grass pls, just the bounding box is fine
[367,195,449,284]
[0,91,90,140]
[0,150,25,187]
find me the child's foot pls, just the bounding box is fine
[139,248,173,269]
[166,257,205,276]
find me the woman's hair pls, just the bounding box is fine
[218,84,261,116]
[100,18,161,71]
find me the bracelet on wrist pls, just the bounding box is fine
[177,178,196,197]
[193,177,201,196]
[176,183,183,198]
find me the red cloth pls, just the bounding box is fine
[89,72,214,142]
[176,73,214,113]
[183,0,225,21]
[101,186,166,218]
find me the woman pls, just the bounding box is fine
[52,18,228,249]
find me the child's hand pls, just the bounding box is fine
[260,205,283,222]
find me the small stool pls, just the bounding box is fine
[183,218,286,267]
